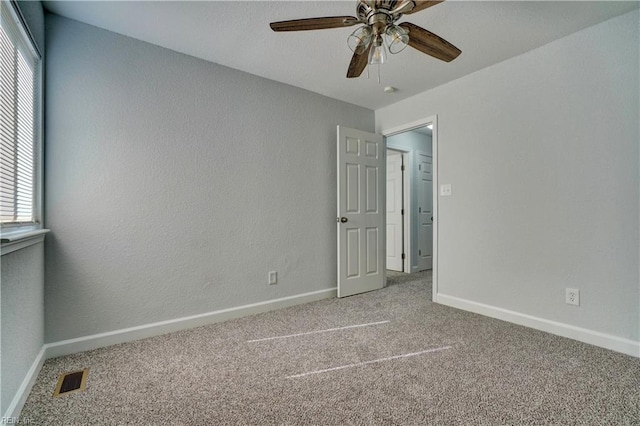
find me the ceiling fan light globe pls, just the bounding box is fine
[368,42,386,65]
[347,26,372,54]
[385,25,409,54]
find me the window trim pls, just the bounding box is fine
[11,0,41,58]
[1,228,49,255]
[0,0,47,255]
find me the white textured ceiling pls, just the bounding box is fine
[43,1,639,110]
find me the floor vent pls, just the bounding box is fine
[53,369,88,397]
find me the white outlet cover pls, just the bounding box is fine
[565,288,580,306]
[268,271,277,285]
[440,184,452,196]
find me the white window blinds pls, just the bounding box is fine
[0,1,41,226]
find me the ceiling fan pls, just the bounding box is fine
[270,0,461,79]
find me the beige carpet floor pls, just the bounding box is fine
[19,271,640,425]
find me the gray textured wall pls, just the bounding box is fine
[44,14,374,342]
[377,10,640,342]
[1,1,45,416]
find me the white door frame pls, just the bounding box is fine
[381,115,439,302]
[385,147,410,273]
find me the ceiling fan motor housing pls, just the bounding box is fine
[357,0,400,35]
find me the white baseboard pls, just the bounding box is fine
[2,346,47,420]
[45,287,337,359]
[436,293,640,358]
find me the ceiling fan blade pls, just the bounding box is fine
[270,16,359,32]
[346,43,373,78]
[403,1,445,15]
[399,22,461,62]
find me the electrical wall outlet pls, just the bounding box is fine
[268,271,277,285]
[565,288,580,306]
[440,184,452,196]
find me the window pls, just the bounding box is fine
[0,0,42,231]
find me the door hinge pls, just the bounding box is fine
[401,253,405,260]
[401,209,404,215]
[419,164,422,171]
[419,207,422,213]
[401,165,405,171]
[419,250,422,256]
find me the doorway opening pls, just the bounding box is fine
[384,119,435,287]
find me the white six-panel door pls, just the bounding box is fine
[337,126,385,298]
[417,151,433,270]
[386,150,403,271]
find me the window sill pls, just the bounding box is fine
[1,228,50,256]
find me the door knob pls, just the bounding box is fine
[336,217,348,223]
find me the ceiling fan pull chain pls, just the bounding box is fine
[377,63,381,84]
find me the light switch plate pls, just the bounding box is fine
[440,184,452,196]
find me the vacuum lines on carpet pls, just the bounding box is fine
[247,319,451,380]
[246,320,391,342]
[286,346,453,379]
